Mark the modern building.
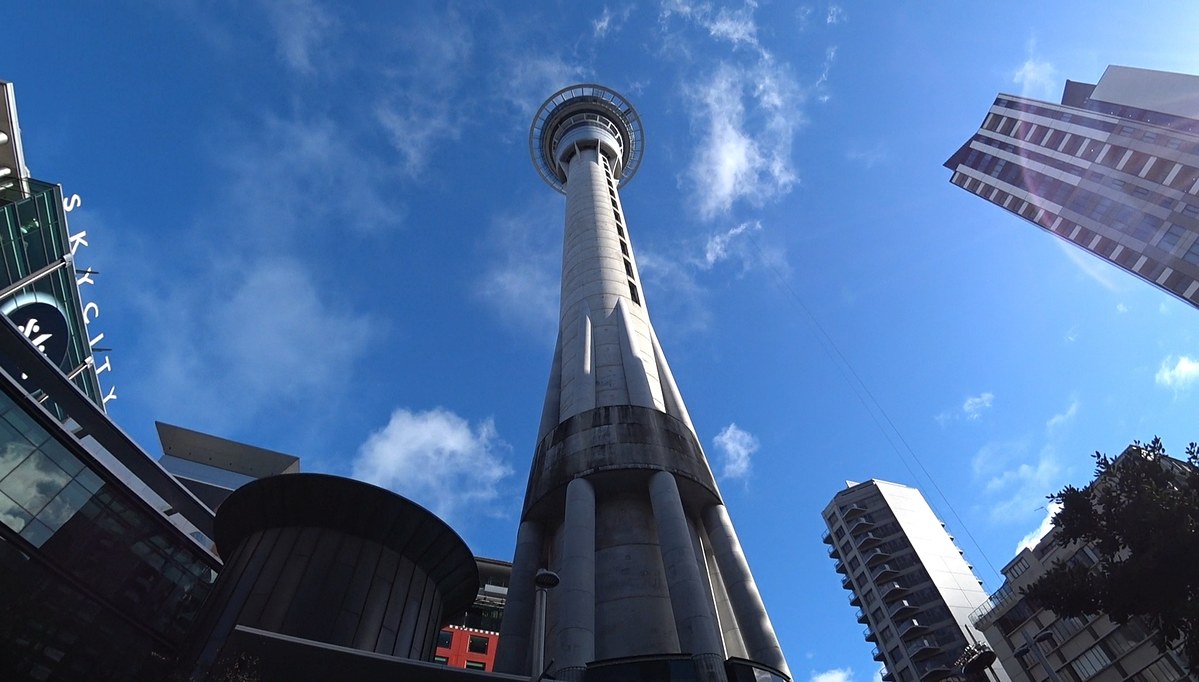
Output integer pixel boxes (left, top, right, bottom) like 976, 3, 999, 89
969, 447, 1191, 682
823, 479, 1010, 682
434, 557, 511, 671
1, 80, 108, 408
945, 65, 1199, 309
0, 294, 220, 680
494, 84, 790, 682
156, 421, 301, 509
0, 78, 221, 682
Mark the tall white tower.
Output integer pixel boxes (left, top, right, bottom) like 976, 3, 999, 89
495, 84, 791, 682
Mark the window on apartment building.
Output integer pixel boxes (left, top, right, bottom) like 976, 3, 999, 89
1132, 215, 1162, 242
1141, 131, 1158, 143
1131, 656, 1185, 681
465, 661, 487, 670
437, 630, 453, 649
1182, 203, 1199, 218
434, 656, 448, 665
469, 636, 489, 654
1158, 223, 1187, 251
1069, 643, 1113, 680
1183, 240, 1199, 266
1119, 125, 1136, 136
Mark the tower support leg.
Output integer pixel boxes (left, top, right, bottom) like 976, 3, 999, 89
703, 504, 790, 679
649, 471, 727, 682
496, 520, 543, 674
554, 477, 596, 681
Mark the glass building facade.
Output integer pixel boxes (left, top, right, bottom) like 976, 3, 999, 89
0, 178, 104, 407
0, 368, 218, 680
946, 65, 1199, 310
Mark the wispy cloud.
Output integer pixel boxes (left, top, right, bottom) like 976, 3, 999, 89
962, 392, 994, 420
936, 391, 994, 424
810, 668, 854, 682
713, 422, 759, 480
1045, 398, 1079, 431
972, 438, 1064, 523
260, 0, 338, 76
352, 407, 514, 526
1015, 501, 1061, 553
1011, 38, 1058, 98
689, 61, 802, 218
825, 4, 846, 25
1116, 302, 1129, 314
1155, 355, 1199, 391
703, 220, 762, 268
477, 198, 563, 342
593, 5, 633, 39
658, 1, 809, 219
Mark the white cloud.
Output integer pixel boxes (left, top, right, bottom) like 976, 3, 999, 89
962, 392, 994, 420
826, 4, 845, 25
703, 220, 762, 268
972, 437, 1065, 524
352, 407, 514, 525
1016, 501, 1061, 553
210, 260, 376, 396
1045, 399, 1079, 431
713, 423, 759, 480
593, 5, 633, 38
689, 61, 802, 218
260, 0, 338, 76
1116, 302, 1129, 313
810, 668, 854, 682
1155, 355, 1199, 390
1011, 39, 1058, 98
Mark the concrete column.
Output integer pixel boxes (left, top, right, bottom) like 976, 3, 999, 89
554, 477, 596, 681
650, 471, 728, 682
702, 504, 790, 679
495, 520, 543, 674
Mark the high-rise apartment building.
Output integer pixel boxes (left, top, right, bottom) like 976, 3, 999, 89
495, 84, 789, 682
970, 447, 1192, 682
945, 65, 1199, 309
823, 480, 1009, 682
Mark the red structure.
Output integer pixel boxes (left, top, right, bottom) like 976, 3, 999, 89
434, 625, 499, 671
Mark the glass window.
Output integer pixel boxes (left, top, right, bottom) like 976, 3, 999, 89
1183, 204, 1199, 218
437, 630, 453, 649
433, 655, 448, 665
1141, 131, 1157, 143
1183, 241, 1199, 266
1069, 643, 1112, 680
469, 635, 489, 654
1158, 224, 1187, 251
465, 660, 487, 670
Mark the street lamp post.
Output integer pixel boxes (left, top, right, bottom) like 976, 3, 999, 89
531, 569, 560, 682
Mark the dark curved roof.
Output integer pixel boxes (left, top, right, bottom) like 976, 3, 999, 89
215, 473, 478, 619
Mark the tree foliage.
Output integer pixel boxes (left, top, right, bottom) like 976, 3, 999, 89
1023, 437, 1199, 667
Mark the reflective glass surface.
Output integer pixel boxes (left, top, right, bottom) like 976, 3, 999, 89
0, 389, 218, 680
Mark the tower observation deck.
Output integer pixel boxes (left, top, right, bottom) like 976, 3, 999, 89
495, 84, 791, 682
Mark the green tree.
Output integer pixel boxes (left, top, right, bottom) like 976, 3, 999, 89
1023, 438, 1199, 667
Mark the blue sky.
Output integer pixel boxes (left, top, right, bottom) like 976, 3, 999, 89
6, 3, 1199, 681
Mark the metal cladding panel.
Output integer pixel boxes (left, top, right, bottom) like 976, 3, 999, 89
182, 474, 480, 678
1091, 65, 1199, 120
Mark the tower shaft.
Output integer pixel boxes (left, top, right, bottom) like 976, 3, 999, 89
498, 84, 790, 682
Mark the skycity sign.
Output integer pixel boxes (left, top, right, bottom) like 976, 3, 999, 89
63, 191, 117, 406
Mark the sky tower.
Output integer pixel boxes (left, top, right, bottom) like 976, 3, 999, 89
495, 84, 791, 682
